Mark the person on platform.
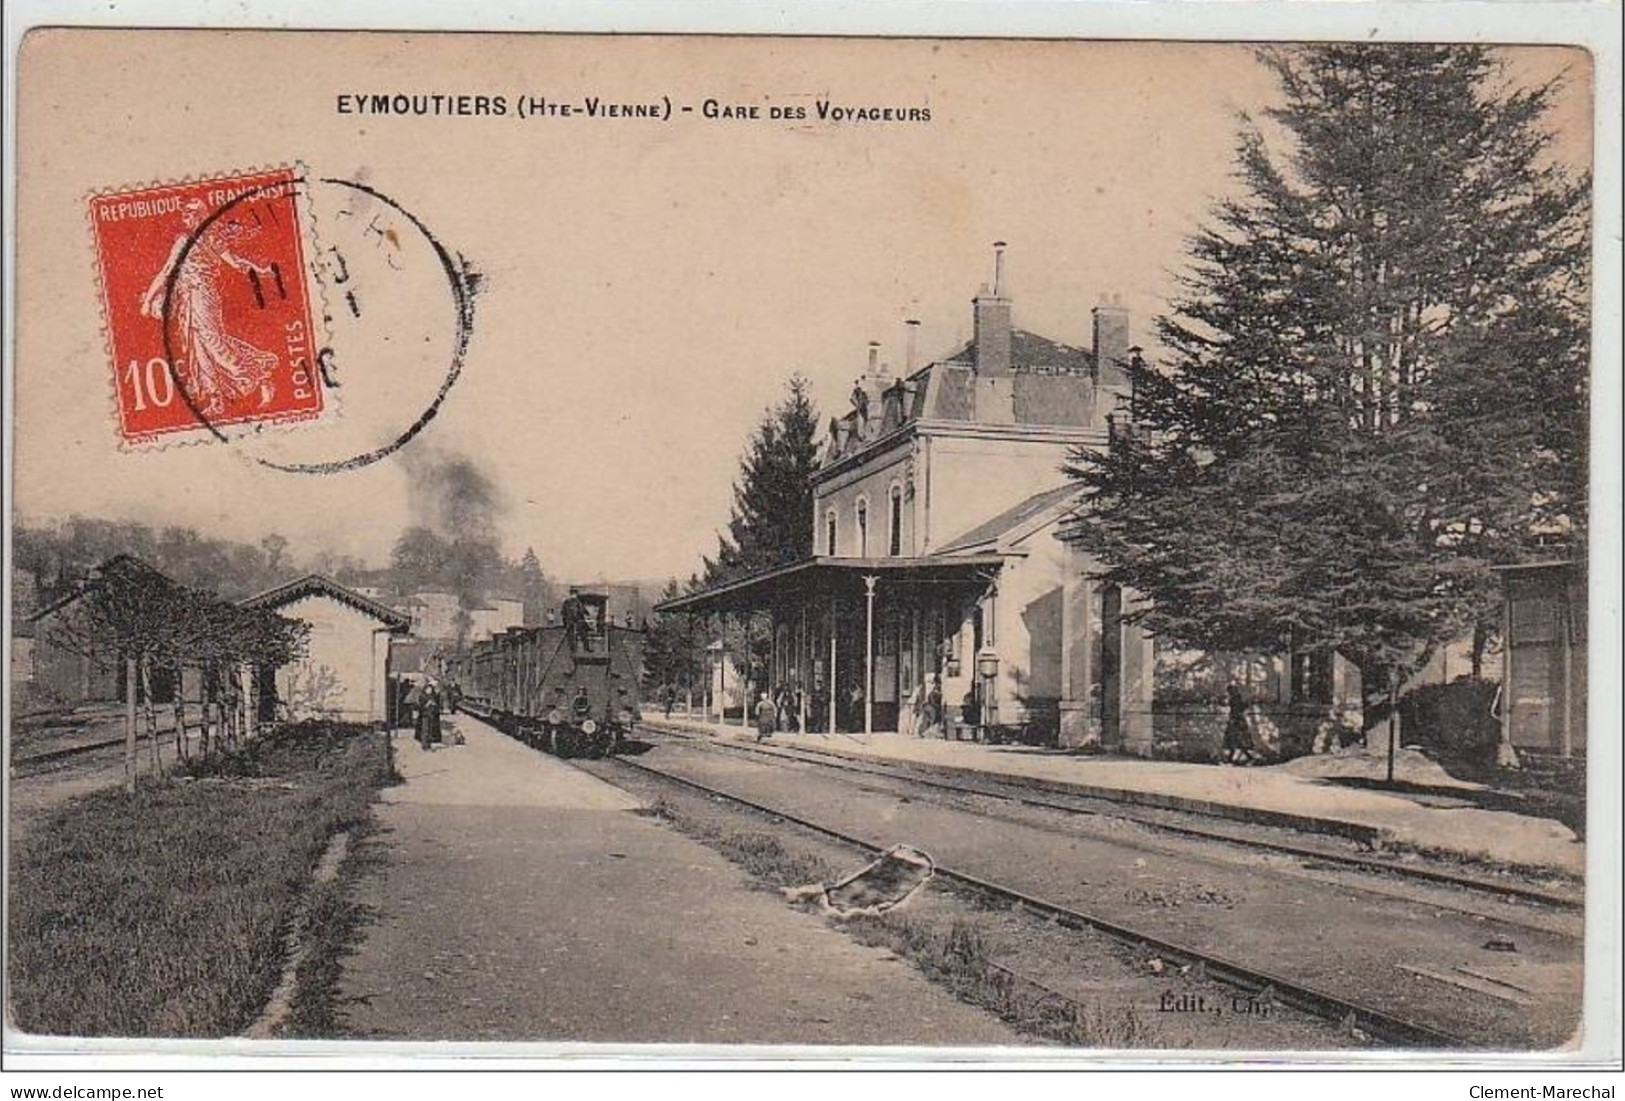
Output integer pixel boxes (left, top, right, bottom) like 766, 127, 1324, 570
417, 682, 443, 750
847, 682, 866, 731
1223, 682, 1257, 765
775, 684, 796, 733
900, 680, 923, 738
755, 691, 777, 743
961, 680, 982, 741
402, 677, 423, 734
922, 675, 943, 739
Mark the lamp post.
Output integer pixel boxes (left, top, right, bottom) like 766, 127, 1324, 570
977, 649, 1000, 738
864, 576, 878, 736
1386, 666, 1398, 785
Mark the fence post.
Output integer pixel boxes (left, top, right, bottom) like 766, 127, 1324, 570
125, 656, 138, 793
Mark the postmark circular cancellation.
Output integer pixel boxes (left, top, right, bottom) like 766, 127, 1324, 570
88, 166, 478, 473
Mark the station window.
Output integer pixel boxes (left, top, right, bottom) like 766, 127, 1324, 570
856, 499, 869, 557
826, 510, 838, 556
889, 484, 903, 556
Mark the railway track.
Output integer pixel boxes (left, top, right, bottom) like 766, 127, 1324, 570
11, 729, 175, 772
641, 720, 1582, 914
593, 747, 1470, 1050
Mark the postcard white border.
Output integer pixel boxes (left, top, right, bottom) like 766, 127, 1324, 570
3, 0, 1619, 1079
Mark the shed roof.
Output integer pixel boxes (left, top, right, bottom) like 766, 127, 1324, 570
241, 574, 411, 630
933, 483, 1084, 556
27, 554, 173, 622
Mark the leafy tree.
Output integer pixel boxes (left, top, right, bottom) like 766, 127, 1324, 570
389, 526, 451, 595
260, 534, 290, 573
14, 517, 300, 603
42, 556, 308, 786
1066, 45, 1589, 712
704, 375, 821, 585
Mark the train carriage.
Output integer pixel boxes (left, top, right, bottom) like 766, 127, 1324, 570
454, 592, 643, 758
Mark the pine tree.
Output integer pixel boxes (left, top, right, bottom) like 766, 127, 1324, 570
644, 577, 704, 697
517, 547, 549, 626
1066, 45, 1589, 702
705, 375, 822, 585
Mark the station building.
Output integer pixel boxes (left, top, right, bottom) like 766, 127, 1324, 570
241, 574, 410, 723
661, 247, 1363, 755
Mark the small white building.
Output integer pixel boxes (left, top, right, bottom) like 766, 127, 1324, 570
241, 575, 410, 723
468, 597, 524, 643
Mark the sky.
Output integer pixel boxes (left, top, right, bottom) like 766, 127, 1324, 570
11, 33, 1594, 585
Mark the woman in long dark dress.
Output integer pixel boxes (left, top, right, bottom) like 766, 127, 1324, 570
1223, 682, 1253, 764
418, 684, 443, 749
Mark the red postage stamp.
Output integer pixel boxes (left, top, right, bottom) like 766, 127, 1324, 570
89, 168, 325, 444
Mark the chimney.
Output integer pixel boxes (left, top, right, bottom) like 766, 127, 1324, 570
973, 241, 1012, 376
867, 341, 880, 374
1092, 293, 1131, 391
904, 318, 921, 372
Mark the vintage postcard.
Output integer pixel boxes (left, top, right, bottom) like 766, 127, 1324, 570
5, 9, 1618, 1079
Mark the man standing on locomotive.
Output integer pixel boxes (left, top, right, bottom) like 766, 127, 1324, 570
562, 586, 591, 652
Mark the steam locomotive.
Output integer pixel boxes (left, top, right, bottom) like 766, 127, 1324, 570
449, 591, 644, 758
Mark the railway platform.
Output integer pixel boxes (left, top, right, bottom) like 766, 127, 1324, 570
330, 709, 1027, 1048
647, 713, 1585, 878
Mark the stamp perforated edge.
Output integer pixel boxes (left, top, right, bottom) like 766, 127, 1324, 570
84, 161, 340, 453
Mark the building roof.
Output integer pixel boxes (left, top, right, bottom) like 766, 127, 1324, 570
932, 333, 1100, 426
947, 329, 1097, 376
27, 554, 173, 621
821, 329, 1109, 469
932, 483, 1084, 556
241, 574, 411, 629
654, 555, 1005, 617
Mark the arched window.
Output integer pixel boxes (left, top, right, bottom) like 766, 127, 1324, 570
856, 498, 869, 557
888, 483, 903, 556
826, 510, 838, 556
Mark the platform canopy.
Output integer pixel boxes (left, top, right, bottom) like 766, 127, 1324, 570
654, 555, 1005, 618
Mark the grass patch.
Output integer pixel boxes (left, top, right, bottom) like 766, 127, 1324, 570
640, 799, 836, 888
1377, 838, 1586, 890
845, 914, 1166, 1048
279, 827, 383, 1039
712, 831, 836, 888
8, 721, 392, 1038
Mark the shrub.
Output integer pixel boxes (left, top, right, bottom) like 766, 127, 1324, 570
1398, 680, 1501, 764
